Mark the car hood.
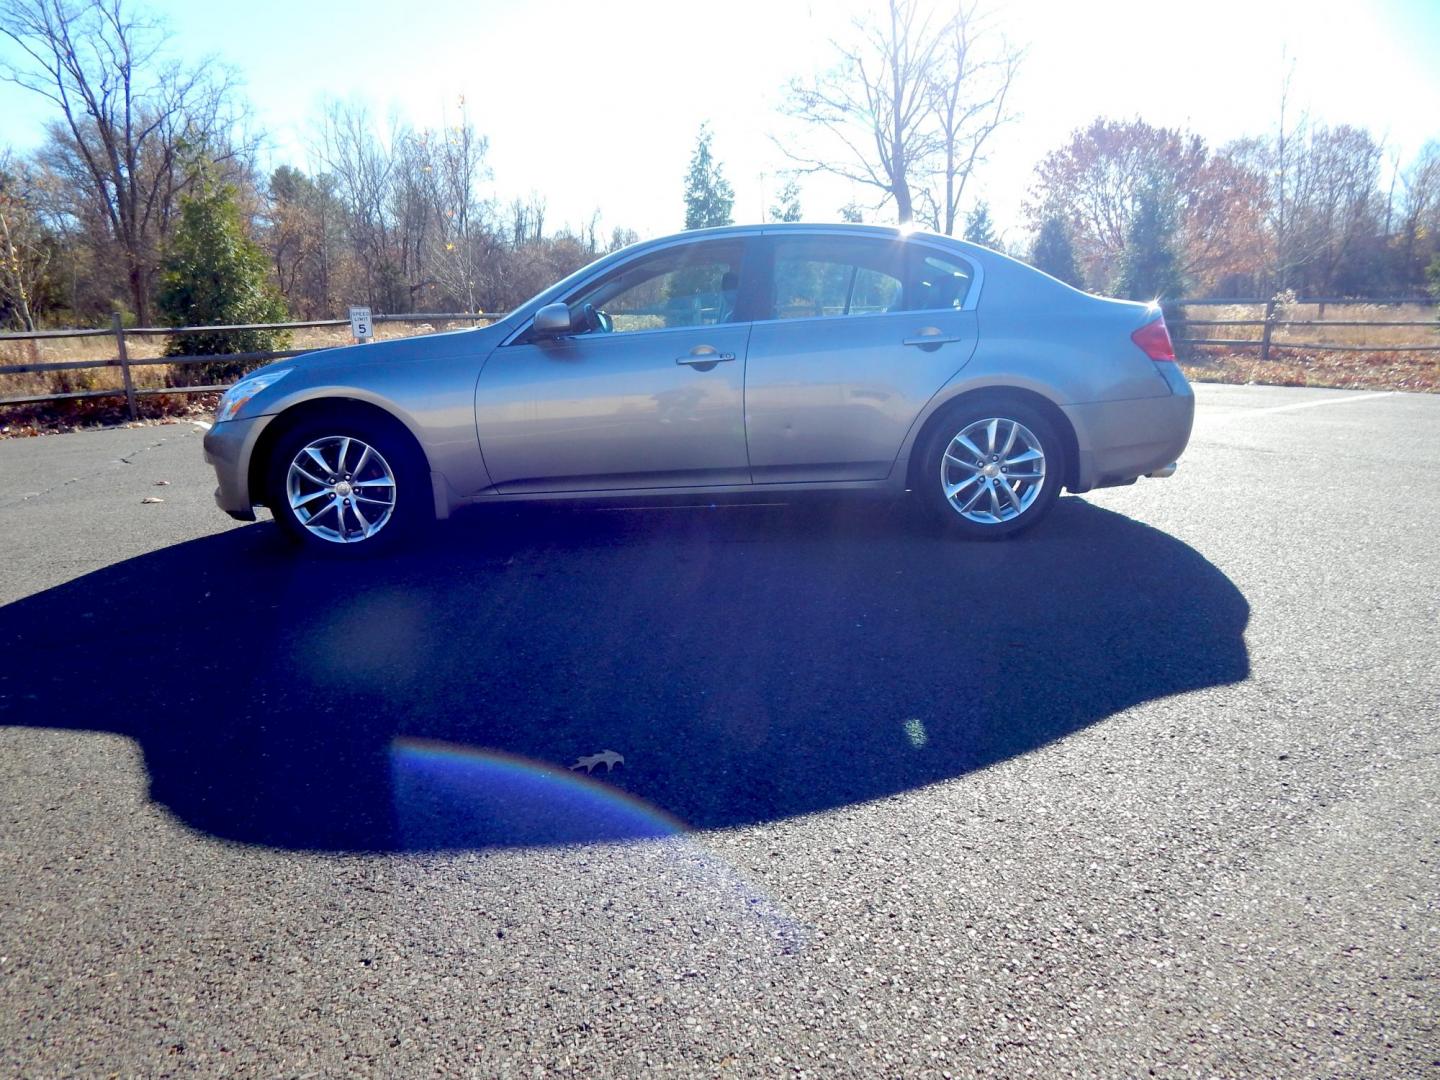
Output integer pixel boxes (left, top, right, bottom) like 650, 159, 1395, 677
278, 322, 503, 378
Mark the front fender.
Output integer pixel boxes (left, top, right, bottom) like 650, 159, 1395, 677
245, 367, 491, 515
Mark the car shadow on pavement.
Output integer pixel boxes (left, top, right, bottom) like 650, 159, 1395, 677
0, 496, 1249, 852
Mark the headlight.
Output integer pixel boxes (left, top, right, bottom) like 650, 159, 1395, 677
215, 368, 293, 423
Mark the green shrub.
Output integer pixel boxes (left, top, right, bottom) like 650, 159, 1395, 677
157, 162, 290, 384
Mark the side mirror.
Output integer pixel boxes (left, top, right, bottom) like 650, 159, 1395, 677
532, 303, 573, 337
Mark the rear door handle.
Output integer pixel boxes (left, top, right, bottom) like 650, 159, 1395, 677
676, 347, 736, 367
903, 327, 963, 347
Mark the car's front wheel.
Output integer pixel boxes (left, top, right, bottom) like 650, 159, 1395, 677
267, 413, 429, 553
916, 400, 1064, 539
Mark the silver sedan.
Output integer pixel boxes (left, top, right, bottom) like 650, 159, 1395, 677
204, 224, 1193, 551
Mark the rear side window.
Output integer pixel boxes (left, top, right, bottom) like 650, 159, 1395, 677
908, 250, 974, 311
768, 237, 906, 320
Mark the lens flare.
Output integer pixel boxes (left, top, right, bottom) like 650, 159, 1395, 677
391, 738, 688, 848
389, 738, 809, 951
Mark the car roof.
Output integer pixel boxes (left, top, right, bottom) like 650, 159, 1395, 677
655, 222, 924, 242
634, 222, 992, 262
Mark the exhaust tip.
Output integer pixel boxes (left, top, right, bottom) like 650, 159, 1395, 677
1146, 462, 1178, 479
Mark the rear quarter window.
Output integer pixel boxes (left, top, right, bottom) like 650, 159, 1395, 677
908, 251, 974, 311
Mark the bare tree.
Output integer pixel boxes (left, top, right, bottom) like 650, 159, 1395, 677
1232, 113, 1386, 294
1269, 64, 1301, 291
309, 98, 502, 313
777, 0, 1016, 231
419, 102, 492, 312
506, 193, 547, 248
0, 0, 247, 323
1396, 141, 1440, 288
926, 3, 1018, 235
391, 128, 436, 306
0, 149, 51, 329
779, 0, 941, 223
607, 226, 639, 253
312, 100, 403, 309
1297, 127, 1383, 292
580, 208, 602, 254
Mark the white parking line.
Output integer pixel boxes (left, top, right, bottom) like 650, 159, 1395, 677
1236, 391, 1396, 418
190, 420, 212, 430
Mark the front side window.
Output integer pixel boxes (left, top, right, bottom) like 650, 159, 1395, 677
769, 238, 906, 320
569, 240, 745, 334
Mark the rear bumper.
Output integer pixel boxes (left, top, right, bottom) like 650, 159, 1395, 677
1063, 366, 1194, 491
203, 415, 272, 520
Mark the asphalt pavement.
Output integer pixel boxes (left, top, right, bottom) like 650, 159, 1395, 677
0, 383, 1436, 1077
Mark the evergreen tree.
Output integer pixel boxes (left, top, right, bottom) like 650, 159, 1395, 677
962, 202, 999, 249
1115, 177, 1187, 345
769, 176, 803, 223
1115, 178, 1185, 303
1030, 215, 1085, 289
158, 162, 289, 381
682, 124, 735, 230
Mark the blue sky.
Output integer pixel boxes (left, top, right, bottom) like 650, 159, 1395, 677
2, 0, 1437, 244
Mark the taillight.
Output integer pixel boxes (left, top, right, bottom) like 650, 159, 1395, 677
1131, 315, 1176, 362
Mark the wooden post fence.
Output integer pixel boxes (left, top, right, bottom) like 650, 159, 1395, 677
112, 312, 137, 420
1259, 298, 1277, 362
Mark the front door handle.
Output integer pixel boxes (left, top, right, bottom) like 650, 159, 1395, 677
676, 347, 737, 368
903, 327, 963, 347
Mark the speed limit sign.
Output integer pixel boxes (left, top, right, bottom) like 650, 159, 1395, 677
348, 305, 373, 342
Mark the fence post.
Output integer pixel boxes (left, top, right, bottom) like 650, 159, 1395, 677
1259, 298, 1277, 362
113, 313, 137, 420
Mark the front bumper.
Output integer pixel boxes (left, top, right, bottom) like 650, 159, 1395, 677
203, 415, 273, 521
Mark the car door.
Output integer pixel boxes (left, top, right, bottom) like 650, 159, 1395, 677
743, 235, 979, 483
475, 238, 754, 493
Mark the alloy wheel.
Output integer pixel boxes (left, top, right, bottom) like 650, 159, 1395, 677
940, 417, 1047, 524
285, 435, 397, 544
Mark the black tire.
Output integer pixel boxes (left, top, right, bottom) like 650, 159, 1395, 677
915, 398, 1065, 540
265, 410, 431, 555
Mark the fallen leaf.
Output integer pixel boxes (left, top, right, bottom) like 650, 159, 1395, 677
570, 750, 625, 774
141, 496, 164, 504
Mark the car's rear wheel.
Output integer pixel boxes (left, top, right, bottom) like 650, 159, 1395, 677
267, 413, 429, 554
916, 400, 1064, 539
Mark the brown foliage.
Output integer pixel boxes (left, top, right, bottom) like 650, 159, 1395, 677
1026, 118, 1266, 293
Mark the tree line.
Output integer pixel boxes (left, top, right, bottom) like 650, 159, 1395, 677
0, 0, 639, 333
770, 0, 1439, 305
1, 0, 1436, 337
